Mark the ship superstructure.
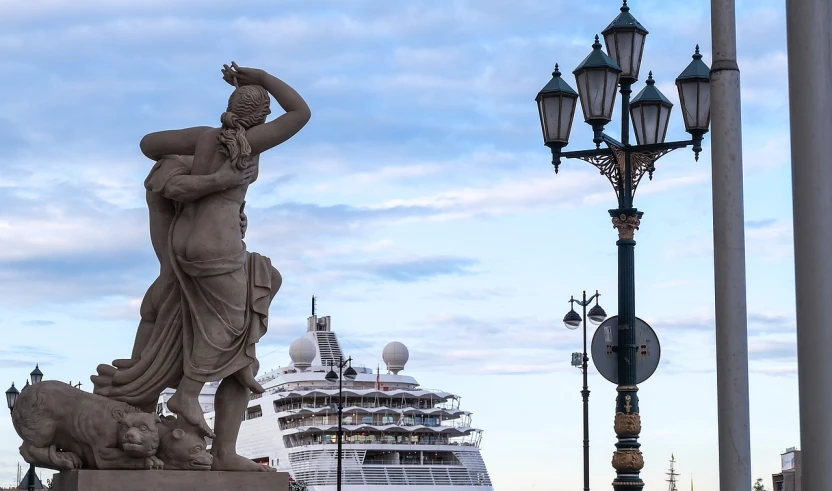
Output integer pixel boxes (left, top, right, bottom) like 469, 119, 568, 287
160, 310, 493, 490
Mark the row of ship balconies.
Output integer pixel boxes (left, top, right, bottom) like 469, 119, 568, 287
273, 400, 468, 414
284, 431, 483, 449
279, 414, 473, 430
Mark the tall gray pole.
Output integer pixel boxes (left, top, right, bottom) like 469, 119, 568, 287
786, 1, 832, 489
709, 0, 752, 489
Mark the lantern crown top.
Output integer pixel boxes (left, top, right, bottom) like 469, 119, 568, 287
537, 63, 579, 99
573, 35, 622, 75
630, 72, 673, 106
676, 45, 710, 82
602, 0, 648, 36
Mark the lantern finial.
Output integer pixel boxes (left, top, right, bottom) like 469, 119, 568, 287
622, 0, 629, 11
646, 71, 654, 84
593, 34, 601, 49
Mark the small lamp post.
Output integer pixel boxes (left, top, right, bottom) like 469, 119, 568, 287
535, 2, 710, 490
325, 357, 357, 491
564, 291, 607, 491
7, 365, 44, 491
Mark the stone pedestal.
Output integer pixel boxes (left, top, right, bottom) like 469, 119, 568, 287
51, 470, 289, 491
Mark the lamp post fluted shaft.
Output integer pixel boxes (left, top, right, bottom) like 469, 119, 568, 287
537, 4, 711, 489
581, 295, 590, 491
337, 358, 343, 491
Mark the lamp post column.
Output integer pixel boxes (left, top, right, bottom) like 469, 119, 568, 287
610, 79, 644, 491
337, 357, 343, 491
580, 292, 590, 491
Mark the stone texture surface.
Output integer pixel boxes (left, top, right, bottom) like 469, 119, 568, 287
51, 470, 289, 491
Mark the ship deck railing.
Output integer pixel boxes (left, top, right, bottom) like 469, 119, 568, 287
274, 402, 463, 412
285, 439, 482, 449
279, 421, 473, 430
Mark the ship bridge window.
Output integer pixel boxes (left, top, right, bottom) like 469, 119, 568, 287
246, 405, 263, 420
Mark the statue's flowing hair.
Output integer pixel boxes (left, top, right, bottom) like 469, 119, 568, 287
218, 85, 271, 170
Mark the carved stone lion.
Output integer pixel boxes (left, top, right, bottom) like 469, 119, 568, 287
12, 381, 163, 470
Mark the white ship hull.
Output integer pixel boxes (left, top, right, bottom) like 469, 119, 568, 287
184, 312, 494, 490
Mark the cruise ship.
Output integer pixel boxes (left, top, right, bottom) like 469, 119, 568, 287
158, 312, 493, 490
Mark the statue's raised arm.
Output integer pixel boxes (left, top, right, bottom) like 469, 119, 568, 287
220, 62, 312, 157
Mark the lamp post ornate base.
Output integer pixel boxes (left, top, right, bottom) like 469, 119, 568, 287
613, 412, 641, 437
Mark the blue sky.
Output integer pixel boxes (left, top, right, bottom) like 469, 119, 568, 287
0, 0, 797, 489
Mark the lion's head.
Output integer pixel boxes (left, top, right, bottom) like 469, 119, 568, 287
117, 412, 162, 458
157, 425, 212, 471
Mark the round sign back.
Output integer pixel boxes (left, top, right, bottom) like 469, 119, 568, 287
590, 315, 661, 385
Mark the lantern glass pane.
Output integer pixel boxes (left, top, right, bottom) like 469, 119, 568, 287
603, 72, 619, 119
604, 33, 618, 72
631, 32, 646, 80
631, 105, 645, 145
576, 71, 591, 120
657, 105, 671, 143
537, 97, 547, 140
588, 71, 609, 117
542, 96, 563, 142
697, 81, 711, 128
642, 105, 659, 144
616, 32, 634, 78
560, 96, 577, 141
680, 81, 700, 129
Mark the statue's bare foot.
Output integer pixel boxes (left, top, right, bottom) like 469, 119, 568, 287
167, 391, 215, 439
211, 451, 273, 472
233, 368, 265, 394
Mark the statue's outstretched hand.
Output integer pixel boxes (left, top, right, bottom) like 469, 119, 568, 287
221, 62, 264, 88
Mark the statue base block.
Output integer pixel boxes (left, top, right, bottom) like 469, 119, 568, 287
51, 470, 289, 491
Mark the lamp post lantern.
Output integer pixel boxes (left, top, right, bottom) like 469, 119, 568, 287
7, 365, 44, 491
325, 356, 357, 491
564, 291, 607, 491
535, 3, 710, 490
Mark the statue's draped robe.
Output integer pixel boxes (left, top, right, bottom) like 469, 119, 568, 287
93, 158, 272, 408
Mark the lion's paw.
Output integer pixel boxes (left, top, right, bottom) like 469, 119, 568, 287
145, 456, 165, 470
50, 447, 82, 470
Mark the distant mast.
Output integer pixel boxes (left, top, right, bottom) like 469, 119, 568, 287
666, 454, 679, 491
312, 295, 316, 316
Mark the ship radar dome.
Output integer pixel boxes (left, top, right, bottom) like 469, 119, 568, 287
289, 337, 316, 371
382, 341, 409, 374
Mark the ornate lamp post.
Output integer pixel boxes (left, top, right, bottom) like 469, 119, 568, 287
535, 2, 711, 490
6, 365, 44, 491
564, 291, 607, 491
325, 357, 357, 491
